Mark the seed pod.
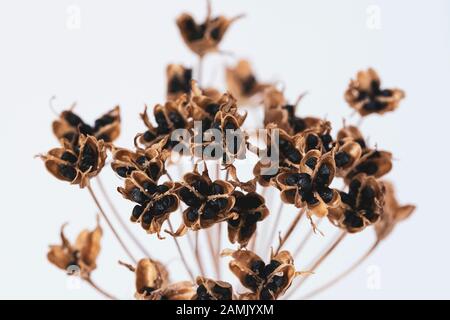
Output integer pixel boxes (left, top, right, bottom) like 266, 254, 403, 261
226, 60, 272, 106
328, 174, 385, 233
41, 134, 107, 188
175, 164, 236, 233
166, 64, 193, 101
345, 68, 405, 116
111, 141, 167, 180
276, 151, 340, 218
176, 1, 244, 57
375, 181, 415, 241
118, 171, 179, 238
47, 218, 102, 278
225, 249, 299, 300
333, 140, 363, 177
137, 96, 190, 150
192, 277, 234, 300
337, 125, 367, 150
346, 149, 393, 182
52, 106, 120, 146
145, 281, 195, 300
227, 191, 270, 247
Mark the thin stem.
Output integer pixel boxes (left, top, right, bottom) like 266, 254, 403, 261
265, 201, 284, 252
167, 219, 196, 282
206, 228, 220, 278
96, 177, 152, 259
198, 56, 204, 87
275, 208, 305, 255
87, 185, 137, 263
300, 240, 380, 300
84, 277, 117, 300
285, 231, 347, 299
292, 218, 323, 259
195, 231, 206, 276
216, 223, 222, 279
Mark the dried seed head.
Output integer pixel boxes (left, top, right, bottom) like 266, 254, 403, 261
52, 106, 120, 146
375, 181, 415, 241
41, 134, 107, 188
176, 1, 243, 57
225, 249, 299, 300
118, 171, 179, 238
328, 174, 385, 233
345, 68, 405, 117
226, 60, 272, 106
192, 276, 234, 300
227, 191, 270, 247
47, 219, 102, 277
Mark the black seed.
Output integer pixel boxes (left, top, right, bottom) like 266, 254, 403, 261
187, 208, 199, 222
206, 103, 220, 116
63, 132, 76, 142
318, 187, 334, 203
344, 210, 364, 229
272, 275, 286, 288
147, 163, 161, 181
340, 191, 353, 206
168, 111, 185, 129
61, 151, 78, 164
143, 130, 156, 142
283, 104, 295, 117
142, 211, 153, 225
244, 194, 263, 210
261, 260, 281, 279
212, 285, 232, 300
363, 209, 378, 222
132, 205, 144, 219
315, 164, 331, 186
97, 134, 110, 142
157, 185, 170, 194
136, 156, 147, 166
116, 167, 129, 178
356, 161, 378, 175
287, 149, 301, 164
242, 75, 257, 94
306, 134, 319, 151
79, 123, 94, 136
244, 274, 258, 291
210, 27, 221, 41
58, 164, 77, 181
130, 188, 148, 204
228, 216, 240, 227
179, 187, 202, 208
209, 182, 224, 195
335, 152, 351, 168
94, 115, 114, 131
79, 144, 97, 172
379, 89, 393, 97
356, 138, 367, 149
141, 286, 155, 295
192, 179, 209, 196
285, 173, 300, 186
291, 117, 306, 133
143, 181, 158, 194
305, 157, 318, 170
64, 112, 83, 127
260, 288, 273, 300
297, 173, 313, 190
349, 179, 361, 195
250, 260, 265, 274
196, 284, 212, 300
364, 100, 386, 112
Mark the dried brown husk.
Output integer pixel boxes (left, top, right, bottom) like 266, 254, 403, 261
276, 151, 340, 218
145, 281, 195, 300
345, 68, 405, 116
328, 174, 385, 233
47, 219, 102, 278
337, 125, 367, 150
346, 149, 393, 182
111, 140, 168, 180
226, 60, 272, 106
227, 191, 270, 247
41, 134, 107, 188
192, 276, 234, 300
137, 96, 191, 150
225, 249, 299, 300
175, 164, 236, 233
375, 181, 415, 241
118, 171, 179, 238
166, 64, 193, 101
176, 1, 243, 57
52, 106, 120, 145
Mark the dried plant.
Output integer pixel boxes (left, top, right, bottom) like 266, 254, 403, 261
40, 0, 415, 300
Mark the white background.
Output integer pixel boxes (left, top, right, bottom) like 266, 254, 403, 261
0, 0, 449, 299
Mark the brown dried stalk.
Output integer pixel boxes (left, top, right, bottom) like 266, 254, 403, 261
84, 276, 117, 300
275, 208, 306, 255
87, 185, 137, 263
300, 239, 380, 299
